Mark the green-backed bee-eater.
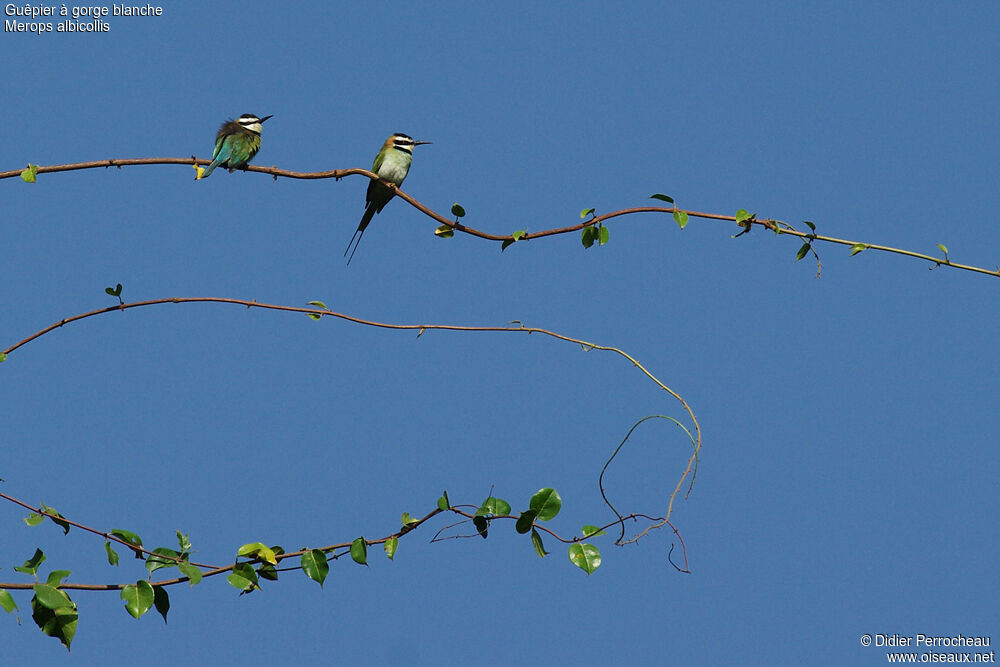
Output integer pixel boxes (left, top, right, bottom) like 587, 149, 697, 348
199, 113, 272, 178
344, 133, 431, 264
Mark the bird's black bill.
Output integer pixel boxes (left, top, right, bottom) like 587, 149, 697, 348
259, 115, 274, 123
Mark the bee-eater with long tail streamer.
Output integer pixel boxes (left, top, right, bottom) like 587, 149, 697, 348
344, 133, 431, 264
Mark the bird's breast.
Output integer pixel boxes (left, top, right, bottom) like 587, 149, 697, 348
376, 156, 410, 185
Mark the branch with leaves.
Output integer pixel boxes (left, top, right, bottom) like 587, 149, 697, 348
0, 484, 688, 650
1, 295, 698, 650
3, 159, 994, 278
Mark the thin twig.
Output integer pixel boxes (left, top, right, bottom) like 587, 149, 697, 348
1, 297, 702, 524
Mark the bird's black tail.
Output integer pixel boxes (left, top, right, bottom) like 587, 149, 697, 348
345, 201, 378, 265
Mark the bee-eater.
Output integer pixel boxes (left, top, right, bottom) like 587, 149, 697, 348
199, 113, 273, 178
344, 133, 431, 264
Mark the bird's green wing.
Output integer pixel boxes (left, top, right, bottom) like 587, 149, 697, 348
366, 149, 386, 204
212, 130, 227, 161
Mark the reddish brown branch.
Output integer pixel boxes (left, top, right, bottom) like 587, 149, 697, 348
0, 495, 685, 591
2, 296, 702, 535
0, 491, 218, 569
4, 158, 996, 277
2, 297, 583, 356
0, 157, 698, 242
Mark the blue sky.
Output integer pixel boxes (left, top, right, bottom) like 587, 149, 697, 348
3, 2, 998, 664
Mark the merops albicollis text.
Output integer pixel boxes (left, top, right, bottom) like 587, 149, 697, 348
344, 133, 431, 264
199, 113, 272, 178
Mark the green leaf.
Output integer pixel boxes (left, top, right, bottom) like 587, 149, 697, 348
227, 563, 259, 593
472, 515, 489, 539
175, 531, 192, 554
233, 562, 259, 586
40, 504, 70, 535
437, 491, 450, 511
451, 203, 466, 218
0, 590, 18, 613
494, 498, 514, 515
515, 510, 537, 534
384, 536, 398, 560
104, 540, 119, 566
46, 570, 71, 587
580, 207, 595, 219
177, 561, 202, 586
237, 542, 277, 565
529, 488, 562, 521
650, 193, 674, 204
530, 528, 549, 557
20, 164, 38, 183
795, 242, 811, 261
15, 548, 46, 576
581, 525, 607, 538
512, 230, 526, 241
111, 528, 144, 559
476, 497, 511, 517
144, 547, 180, 574
434, 224, 455, 238
849, 243, 867, 256
301, 549, 329, 587
500, 238, 515, 251
581, 225, 597, 248
307, 313, 322, 320
31, 596, 77, 651
401, 512, 419, 526
236, 542, 267, 558
24, 512, 44, 527
673, 210, 689, 229
568, 543, 602, 575
803, 220, 816, 233
0, 352, 7, 363
598, 226, 610, 245
350, 538, 368, 566
121, 580, 155, 619
306, 300, 328, 309
33, 584, 73, 610
937, 243, 948, 255
111, 529, 143, 548
735, 209, 751, 224
152, 585, 169, 623
257, 563, 279, 581
104, 283, 123, 298
226, 572, 253, 592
